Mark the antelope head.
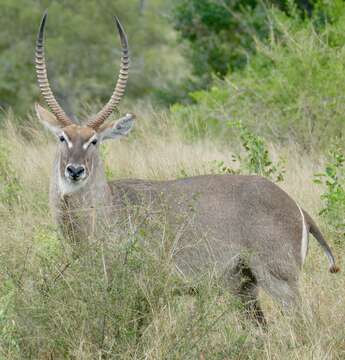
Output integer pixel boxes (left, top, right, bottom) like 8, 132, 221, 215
35, 11, 135, 194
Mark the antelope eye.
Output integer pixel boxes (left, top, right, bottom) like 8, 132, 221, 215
59, 135, 65, 143
91, 139, 98, 145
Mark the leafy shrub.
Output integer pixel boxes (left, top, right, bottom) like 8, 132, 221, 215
213, 121, 285, 182
172, 0, 268, 82
314, 146, 345, 243
172, 0, 317, 84
170, 85, 233, 139
172, 85, 285, 182
170, 3, 345, 149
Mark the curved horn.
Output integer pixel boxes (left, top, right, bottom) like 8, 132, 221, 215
35, 10, 72, 126
87, 16, 129, 130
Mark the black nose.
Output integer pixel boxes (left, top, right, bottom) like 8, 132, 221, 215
66, 164, 85, 180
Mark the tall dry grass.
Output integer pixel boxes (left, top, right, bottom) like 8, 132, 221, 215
0, 109, 344, 359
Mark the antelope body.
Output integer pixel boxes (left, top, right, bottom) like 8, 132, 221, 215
34, 11, 339, 323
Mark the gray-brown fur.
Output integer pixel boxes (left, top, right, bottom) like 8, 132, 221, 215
46, 135, 339, 323
34, 12, 339, 324
34, 105, 339, 324
106, 176, 329, 311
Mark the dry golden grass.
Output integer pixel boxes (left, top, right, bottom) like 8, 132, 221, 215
0, 110, 344, 359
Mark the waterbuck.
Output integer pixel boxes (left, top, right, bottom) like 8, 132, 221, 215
34, 11, 339, 323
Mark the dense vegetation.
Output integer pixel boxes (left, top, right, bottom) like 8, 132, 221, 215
0, 0, 344, 358
0, 0, 185, 116
172, 0, 315, 85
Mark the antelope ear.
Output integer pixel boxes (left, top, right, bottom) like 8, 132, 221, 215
35, 103, 63, 135
98, 113, 135, 141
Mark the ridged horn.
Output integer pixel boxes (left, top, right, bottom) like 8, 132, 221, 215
87, 16, 129, 130
35, 10, 73, 126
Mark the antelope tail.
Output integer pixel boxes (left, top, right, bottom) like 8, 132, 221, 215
303, 209, 340, 273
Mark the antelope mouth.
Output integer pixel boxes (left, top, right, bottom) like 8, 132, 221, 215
64, 174, 88, 184
66, 176, 87, 184
60, 173, 89, 195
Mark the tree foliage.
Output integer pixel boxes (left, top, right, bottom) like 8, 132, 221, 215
172, 0, 316, 85
171, 1, 345, 149
0, 0, 183, 118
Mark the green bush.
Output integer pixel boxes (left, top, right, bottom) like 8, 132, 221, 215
314, 146, 345, 243
172, 0, 268, 81
171, 0, 317, 86
235, 121, 284, 180
211, 120, 285, 182
171, 3, 345, 149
